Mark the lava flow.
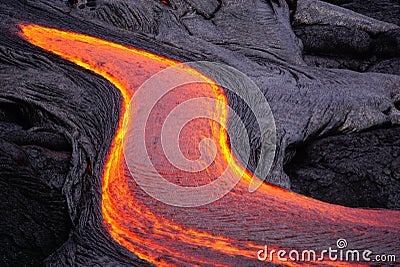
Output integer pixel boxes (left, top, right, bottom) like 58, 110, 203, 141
19, 24, 399, 266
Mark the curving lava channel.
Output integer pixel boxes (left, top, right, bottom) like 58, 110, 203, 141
19, 24, 400, 266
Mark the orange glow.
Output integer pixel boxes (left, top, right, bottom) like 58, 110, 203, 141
19, 24, 399, 267
160, 0, 169, 6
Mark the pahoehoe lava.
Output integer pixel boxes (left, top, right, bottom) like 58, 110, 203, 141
1, 0, 400, 266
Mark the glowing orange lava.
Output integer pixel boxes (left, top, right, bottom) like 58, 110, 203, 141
19, 24, 399, 267
160, 0, 169, 6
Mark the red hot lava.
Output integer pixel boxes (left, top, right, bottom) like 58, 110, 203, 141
19, 24, 400, 267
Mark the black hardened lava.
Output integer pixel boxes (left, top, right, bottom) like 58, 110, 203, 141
0, 0, 399, 266
286, 126, 400, 209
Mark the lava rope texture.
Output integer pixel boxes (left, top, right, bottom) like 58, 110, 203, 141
19, 24, 399, 267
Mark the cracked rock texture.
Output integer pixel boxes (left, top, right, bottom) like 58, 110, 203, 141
0, 0, 399, 265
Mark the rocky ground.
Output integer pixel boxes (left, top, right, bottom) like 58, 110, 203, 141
0, 0, 399, 265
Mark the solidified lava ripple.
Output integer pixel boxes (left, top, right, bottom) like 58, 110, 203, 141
19, 24, 400, 267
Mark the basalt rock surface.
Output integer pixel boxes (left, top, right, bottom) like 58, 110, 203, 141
0, 0, 399, 266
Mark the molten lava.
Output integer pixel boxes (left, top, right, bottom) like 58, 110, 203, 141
19, 24, 399, 267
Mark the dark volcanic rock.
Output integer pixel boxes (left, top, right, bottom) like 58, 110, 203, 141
336, 0, 400, 26
286, 127, 400, 209
294, 1, 400, 73
0, 124, 71, 265
369, 58, 400, 75
0, 0, 399, 266
373, 29, 400, 58
294, 25, 372, 57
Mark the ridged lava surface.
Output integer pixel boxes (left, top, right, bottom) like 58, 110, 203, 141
18, 24, 400, 267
